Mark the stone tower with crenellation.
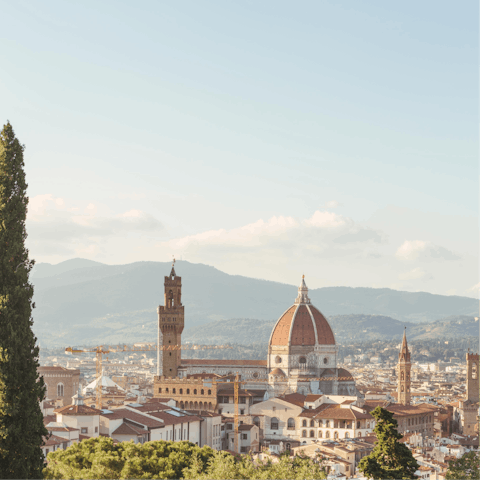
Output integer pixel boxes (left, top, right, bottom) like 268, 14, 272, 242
397, 328, 411, 406
157, 261, 184, 377
466, 353, 479, 403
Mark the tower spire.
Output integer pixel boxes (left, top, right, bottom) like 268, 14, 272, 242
294, 275, 311, 304
398, 327, 411, 405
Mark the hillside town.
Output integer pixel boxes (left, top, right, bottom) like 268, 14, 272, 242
37, 265, 479, 480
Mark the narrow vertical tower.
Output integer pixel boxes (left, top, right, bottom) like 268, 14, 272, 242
466, 352, 479, 402
157, 261, 184, 377
398, 328, 411, 406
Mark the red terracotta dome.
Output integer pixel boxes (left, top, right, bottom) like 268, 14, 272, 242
269, 277, 335, 347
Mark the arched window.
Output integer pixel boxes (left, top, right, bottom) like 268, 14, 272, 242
310, 430, 315, 438
187, 389, 190, 394
401, 372, 404, 381
326, 420, 330, 428
357, 432, 362, 438
194, 389, 197, 395
318, 430, 323, 438
287, 418, 295, 429
158, 388, 162, 393
201, 389, 204, 395
208, 390, 212, 395
208, 402, 212, 410
57, 383, 64, 397
180, 401, 184, 409
472, 363, 478, 379
275, 356, 282, 364
401, 386, 404, 392
253, 417, 260, 427
302, 419, 307, 427
194, 401, 198, 409
271, 417, 279, 430
179, 389, 183, 394
166, 388, 169, 393
334, 431, 339, 439
326, 431, 330, 439
318, 419, 323, 427
173, 388, 176, 394
310, 420, 315, 427
345, 432, 350, 438
302, 430, 307, 438
299, 357, 306, 364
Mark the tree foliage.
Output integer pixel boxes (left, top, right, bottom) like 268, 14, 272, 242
43, 437, 326, 480
358, 406, 419, 479
446, 451, 479, 480
0, 121, 47, 478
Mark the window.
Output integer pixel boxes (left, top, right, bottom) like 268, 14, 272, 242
318, 430, 323, 438
275, 356, 282, 364
46, 449, 49, 454
334, 431, 338, 439
253, 417, 260, 427
240, 409, 244, 415
57, 383, 64, 397
302, 430, 307, 437
310, 430, 315, 438
345, 432, 350, 438
272, 406, 276, 412
326, 431, 330, 438
173, 388, 176, 394
179, 389, 183, 394
242, 434, 248, 440
287, 418, 295, 430
227, 424, 233, 430
194, 389, 197, 395
310, 420, 314, 427
240, 446, 248, 453
240, 397, 246, 404
95, 426, 98, 433
302, 419, 307, 427
323, 357, 328, 364
81, 428, 88, 434
201, 389, 204, 395
187, 389, 190, 394
271, 417, 279, 430
299, 357, 306, 364
169, 352, 172, 356
208, 390, 212, 395
401, 372, 404, 381
166, 388, 169, 393
357, 432, 362, 438
158, 388, 162, 393
357, 421, 360, 428
326, 420, 330, 428
318, 419, 323, 427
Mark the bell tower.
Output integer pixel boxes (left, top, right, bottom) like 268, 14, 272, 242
157, 260, 184, 377
398, 328, 411, 406
466, 352, 479, 402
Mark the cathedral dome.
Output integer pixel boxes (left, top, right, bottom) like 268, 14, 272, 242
269, 276, 335, 347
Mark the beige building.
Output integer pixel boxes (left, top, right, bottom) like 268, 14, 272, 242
38, 366, 80, 406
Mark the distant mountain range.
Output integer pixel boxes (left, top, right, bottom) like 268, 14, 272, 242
183, 315, 479, 345
30, 259, 479, 348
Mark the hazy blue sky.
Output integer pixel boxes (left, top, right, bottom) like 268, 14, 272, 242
1, 1, 478, 296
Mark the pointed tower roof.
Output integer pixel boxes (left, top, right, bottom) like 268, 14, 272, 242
399, 327, 410, 362
170, 257, 176, 277
72, 385, 84, 406
294, 275, 311, 305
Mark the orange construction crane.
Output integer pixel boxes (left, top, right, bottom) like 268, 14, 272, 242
65, 343, 232, 410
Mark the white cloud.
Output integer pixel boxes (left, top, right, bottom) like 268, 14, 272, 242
324, 200, 343, 208
395, 240, 460, 262
465, 282, 480, 299
27, 194, 164, 257
398, 268, 432, 281
163, 210, 383, 256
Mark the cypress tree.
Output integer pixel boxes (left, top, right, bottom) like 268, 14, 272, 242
358, 406, 419, 479
0, 122, 47, 478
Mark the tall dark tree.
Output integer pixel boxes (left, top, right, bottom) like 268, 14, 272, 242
0, 122, 47, 478
358, 406, 419, 479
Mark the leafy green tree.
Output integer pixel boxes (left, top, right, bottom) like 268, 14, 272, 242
182, 449, 326, 480
446, 451, 479, 480
0, 121, 48, 479
43, 437, 216, 479
358, 406, 419, 479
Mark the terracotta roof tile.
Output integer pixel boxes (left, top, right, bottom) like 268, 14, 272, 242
43, 434, 68, 447
101, 408, 164, 428
55, 404, 102, 416
291, 305, 316, 346
279, 393, 306, 407
112, 422, 148, 436
181, 359, 267, 366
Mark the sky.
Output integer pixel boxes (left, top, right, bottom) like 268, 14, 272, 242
1, 0, 478, 297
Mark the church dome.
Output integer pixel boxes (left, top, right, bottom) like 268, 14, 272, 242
269, 276, 335, 347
